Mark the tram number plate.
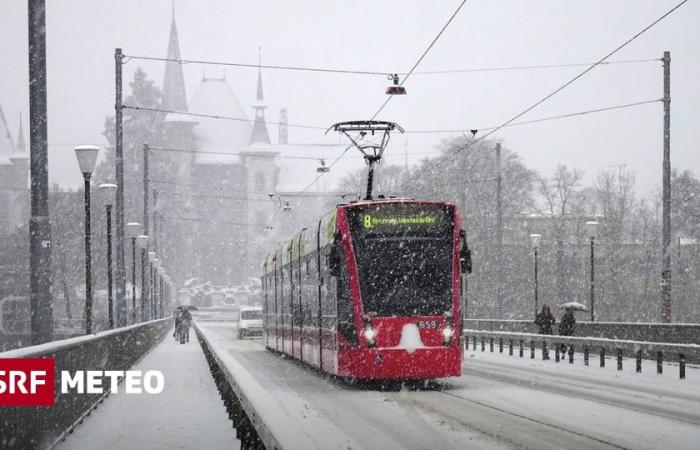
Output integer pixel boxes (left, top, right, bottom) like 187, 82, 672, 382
417, 320, 438, 329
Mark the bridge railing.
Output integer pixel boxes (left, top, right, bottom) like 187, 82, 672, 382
0, 318, 171, 450
463, 329, 700, 380
464, 319, 700, 344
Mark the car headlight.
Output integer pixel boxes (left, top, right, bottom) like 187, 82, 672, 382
442, 326, 453, 345
364, 327, 377, 346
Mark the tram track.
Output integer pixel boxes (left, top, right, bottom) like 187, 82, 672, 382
199, 322, 700, 450
459, 358, 700, 426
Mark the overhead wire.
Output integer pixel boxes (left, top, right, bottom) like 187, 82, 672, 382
406, 98, 662, 134
299, 0, 470, 194
447, 0, 688, 158
148, 145, 341, 161
121, 105, 326, 130
122, 54, 659, 77
371, 0, 469, 121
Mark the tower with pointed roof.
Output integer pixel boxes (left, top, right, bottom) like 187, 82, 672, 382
162, 2, 188, 112
242, 52, 278, 243
0, 109, 29, 236
159, 1, 197, 286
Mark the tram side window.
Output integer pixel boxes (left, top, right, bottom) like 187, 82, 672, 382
301, 255, 313, 327
320, 244, 336, 330
336, 246, 357, 345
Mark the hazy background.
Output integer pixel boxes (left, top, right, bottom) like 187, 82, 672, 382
0, 0, 698, 193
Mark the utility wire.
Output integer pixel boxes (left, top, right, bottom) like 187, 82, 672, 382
449, 0, 688, 157
149, 145, 337, 161
371, 0, 468, 120
410, 58, 660, 75
406, 99, 661, 134
122, 105, 325, 130
123, 54, 389, 76
149, 177, 352, 199
122, 54, 659, 77
305, 0, 469, 194
299, 143, 354, 194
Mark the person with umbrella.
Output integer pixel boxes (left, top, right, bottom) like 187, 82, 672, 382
558, 302, 583, 355
535, 305, 556, 335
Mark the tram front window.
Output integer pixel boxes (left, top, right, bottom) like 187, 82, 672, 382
346, 203, 454, 317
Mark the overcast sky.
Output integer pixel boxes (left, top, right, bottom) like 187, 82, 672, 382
0, 0, 698, 195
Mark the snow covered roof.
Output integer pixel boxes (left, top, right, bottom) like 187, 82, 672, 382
188, 78, 252, 165
274, 143, 365, 193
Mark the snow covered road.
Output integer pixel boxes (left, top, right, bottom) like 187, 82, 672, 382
200, 321, 700, 450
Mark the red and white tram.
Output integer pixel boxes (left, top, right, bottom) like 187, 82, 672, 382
261, 199, 471, 380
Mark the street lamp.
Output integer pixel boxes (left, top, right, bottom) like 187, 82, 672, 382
98, 183, 118, 328
74, 145, 100, 334
136, 234, 149, 321
529, 233, 542, 319
585, 221, 599, 322
126, 222, 141, 324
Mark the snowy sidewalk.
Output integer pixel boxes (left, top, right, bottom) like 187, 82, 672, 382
56, 329, 236, 450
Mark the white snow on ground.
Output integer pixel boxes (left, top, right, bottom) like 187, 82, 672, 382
459, 348, 700, 449
198, 321, 359, 450
200, 321, 505, 450
55, 329, 236, 450
465, 344, 700, 390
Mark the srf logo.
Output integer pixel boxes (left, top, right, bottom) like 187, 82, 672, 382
0, 358, 55, 406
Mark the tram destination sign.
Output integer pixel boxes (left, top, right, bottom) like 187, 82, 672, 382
348, 203, 453, 236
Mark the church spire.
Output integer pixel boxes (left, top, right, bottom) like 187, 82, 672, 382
162, 1, 188, 111
16, 112, 25, 153
249, 47, 271, 146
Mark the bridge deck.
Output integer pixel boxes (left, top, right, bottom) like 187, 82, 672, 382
55, 326, 235, 450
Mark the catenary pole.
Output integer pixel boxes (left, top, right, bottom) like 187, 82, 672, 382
143, 143, 149, 235
115, 48, 127, 326
661, 51, 672, 322
106, 204, 113, 328
495, 143, 503, 319
28, 0, 53, 344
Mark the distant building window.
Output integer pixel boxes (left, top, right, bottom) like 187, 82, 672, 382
255, 172, 265, 192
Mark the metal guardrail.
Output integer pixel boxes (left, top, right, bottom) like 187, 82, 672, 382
0, 318, 171, 450
463, 329, 700, 380
463, 319, 700, 344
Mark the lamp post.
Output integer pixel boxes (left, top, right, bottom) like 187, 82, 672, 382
126, 222, 141, 324
530, 233, 542, 319
137, 235, 149, 321
98, 183, 117, 328
148, 251, 156, 320
585, 221, 599, 322
158, 267, 165, 319
75, 145, 100, 334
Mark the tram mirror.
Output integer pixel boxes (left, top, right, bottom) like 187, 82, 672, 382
460, 230, 472, 274
329, 232, 341, 276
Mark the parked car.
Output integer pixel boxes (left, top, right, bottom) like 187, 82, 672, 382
238, 306, 263, 339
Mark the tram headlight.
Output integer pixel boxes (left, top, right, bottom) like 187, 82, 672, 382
442, 326, 454, 345
364, 326, 377, 347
